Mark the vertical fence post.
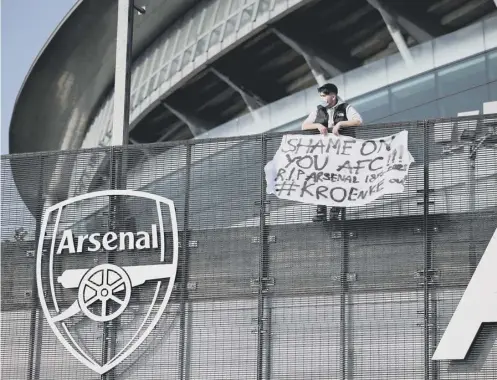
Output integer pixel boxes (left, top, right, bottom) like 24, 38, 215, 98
423, 120, 438, 380
179, 142, 193, 380
339, 207, 350, 380
423, 119, 430, 380
468, 130, 477, 275
263, 135, 273, 380
256, 134, 271, 380
102, 145, 129, 380
27, 155, 45, 380
101, 148, 118, 380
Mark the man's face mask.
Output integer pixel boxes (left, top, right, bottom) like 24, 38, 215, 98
319, 93, 336, 107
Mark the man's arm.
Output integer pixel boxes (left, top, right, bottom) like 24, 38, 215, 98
302, 110, 328, 134
335, 119, 362, 128
342, 105, 363, 127
332, 105, 363, 135
302, 121, 328, 130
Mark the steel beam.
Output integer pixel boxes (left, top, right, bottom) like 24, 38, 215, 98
273, 26, 360, 71
162, 102, 209, 137
158, 121, 185, 142
385, 0, 446, 42
210, 68, 266, 111
271, 28, 343, 83
441, 0, 489, 26
367, 0, 414, 68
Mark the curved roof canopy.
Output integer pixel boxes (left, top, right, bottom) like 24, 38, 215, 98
8, 0, 199, 213
9, 0, 199, 155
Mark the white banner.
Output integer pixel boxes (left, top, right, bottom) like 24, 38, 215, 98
264, 130, 414, 207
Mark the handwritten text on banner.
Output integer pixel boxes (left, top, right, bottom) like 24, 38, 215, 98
264, 131, 414, 207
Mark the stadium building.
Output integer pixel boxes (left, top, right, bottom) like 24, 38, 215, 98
3, 0, 497, 379
9, 0, 497, 212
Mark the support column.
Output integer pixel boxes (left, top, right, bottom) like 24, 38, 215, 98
210, 68, 266, 111
382, 0, 445, 42
162, 102, 209, 137
105, 2, 136, 375
179, 143, 193, 380
367, 0, 414, 68
272, 28, 328, 84
112, 0, 134, 147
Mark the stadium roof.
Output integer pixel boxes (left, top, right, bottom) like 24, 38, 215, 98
9, 0, 201, 155
133, 0, 497, 143
9, 0, 497, 154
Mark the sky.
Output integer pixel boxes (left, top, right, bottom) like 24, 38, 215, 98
1, 0, 78, 155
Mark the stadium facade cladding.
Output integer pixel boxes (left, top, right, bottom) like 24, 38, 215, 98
7, 0, 497, 214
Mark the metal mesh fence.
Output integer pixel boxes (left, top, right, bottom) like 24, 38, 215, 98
1, 115, 497, 379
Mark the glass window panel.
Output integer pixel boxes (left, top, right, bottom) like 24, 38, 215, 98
437, 55, 487, 98
384, 102, 439, 124
391, 73, 436, 113
187, 26, 198, 46
169, 56, 181, 77
162, 33, 176, 63
131, 64, 143, 90
148, 46, 161, 76
154, 34, 168, 67
194, 36, 208, 57
345, 58, 387, 99
209, 25, 223, 47
138, 84, 148, 102
229, 0, 243, 15
257, 0, 271, 15
434, 21, 484, 67
131, 92, 138, 110
170, 57, 180, 76
148, 73, 159, 93
199, 2, 218, 34
174, 23, 191, 55
215, 0, 230, 23
182, 47, 194, 67
239, 5, 254, 28
387, 41, 434, 85
223, 15, 238, 39
489, 82, 497, 102
488, 51, 497, 82
484, 16, 497, 50
351, 89, 391, 124
187, 10, 203, 46
158, 63, 170, 84
138, 56, 152, 86
438, 86, 489, 117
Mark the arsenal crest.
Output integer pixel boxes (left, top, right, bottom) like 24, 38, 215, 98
36, 190, 178, 374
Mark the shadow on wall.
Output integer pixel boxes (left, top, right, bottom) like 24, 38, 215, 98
447, 324, 497, 374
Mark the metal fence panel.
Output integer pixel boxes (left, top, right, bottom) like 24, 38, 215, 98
1, 115, 497, 379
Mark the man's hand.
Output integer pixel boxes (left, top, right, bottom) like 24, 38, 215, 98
317, 124, 328, 135
332, 122, 343, 136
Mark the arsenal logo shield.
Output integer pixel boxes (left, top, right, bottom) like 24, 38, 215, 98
36, 190, 178, 374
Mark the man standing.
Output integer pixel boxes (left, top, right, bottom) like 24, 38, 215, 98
301, 83, 363, 222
